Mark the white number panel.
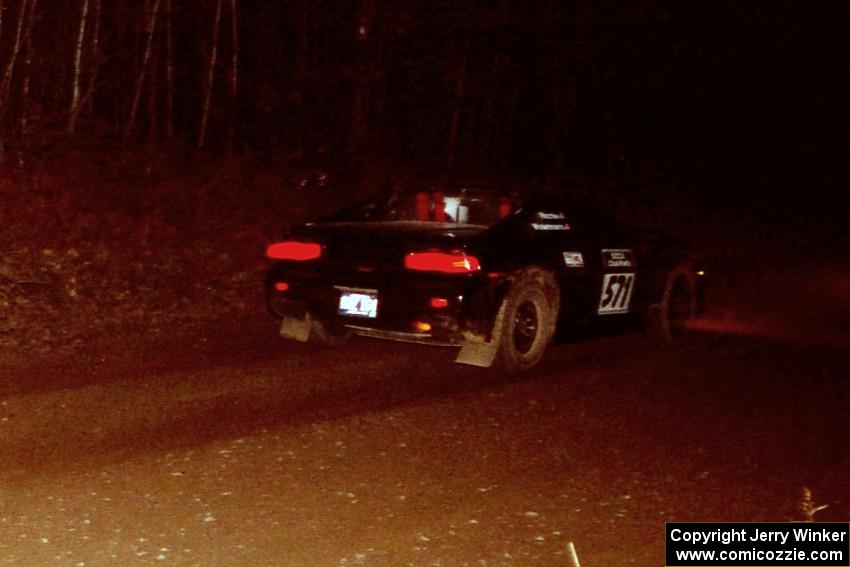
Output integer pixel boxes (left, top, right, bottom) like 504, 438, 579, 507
597, 273, 635, 315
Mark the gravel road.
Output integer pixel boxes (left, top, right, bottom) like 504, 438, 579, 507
0, 277, 847, 565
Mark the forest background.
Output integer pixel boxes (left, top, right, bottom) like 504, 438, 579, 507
0, 1, 845, 350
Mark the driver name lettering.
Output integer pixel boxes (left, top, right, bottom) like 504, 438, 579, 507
531, 223, 571, 231
536, 212, 565, 220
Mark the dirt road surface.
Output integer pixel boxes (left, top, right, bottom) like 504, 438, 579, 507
1, 269, 848, 566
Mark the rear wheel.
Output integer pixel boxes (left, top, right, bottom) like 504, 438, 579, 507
494, 268, 559, 372
652, 264, 697, 341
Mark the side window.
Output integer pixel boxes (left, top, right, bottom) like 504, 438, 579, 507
387, 191, 520, 226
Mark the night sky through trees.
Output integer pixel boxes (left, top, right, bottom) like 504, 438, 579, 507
0, 1, 846, 236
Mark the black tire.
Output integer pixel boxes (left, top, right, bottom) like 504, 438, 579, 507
309, 317, 353, 346
652, 264, 697, 341
494, 268, 560, 372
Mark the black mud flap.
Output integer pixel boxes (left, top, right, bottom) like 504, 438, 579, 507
279, 315, 312, 342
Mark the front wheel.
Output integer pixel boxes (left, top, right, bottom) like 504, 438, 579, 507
652, 264, 697, 341
493, 268, 559, 372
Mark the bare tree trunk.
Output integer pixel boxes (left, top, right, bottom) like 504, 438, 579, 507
547, 60, 563, 175
68, 0, 89, 134
16, 0, 37, 164
19, 0, 33, 135
495, 75, 521, 165
0, 0, 27, 163
197, 0, 223, 148
148, 19, 160, 143
445, 39, 469, 169
350, 0, 375, 155
350, 81, 364, 154
480, 51, 505, 160
227, 0, 239, 153
124, 0, 161, 141
83, 0, 101, 123
226, 0, 238, 152
0, 0, 8, 161
373, 8, 390, 154
294, 0, 307, 153
0, 0, 29, 114
164, 0, 174, 139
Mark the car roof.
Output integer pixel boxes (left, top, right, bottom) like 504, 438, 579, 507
393, 182, 581, 201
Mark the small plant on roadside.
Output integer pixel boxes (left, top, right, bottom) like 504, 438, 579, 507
799, 486, 829, 522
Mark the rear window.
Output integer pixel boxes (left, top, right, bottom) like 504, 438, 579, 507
382, 191, 518, 226
326, 190, 520, 226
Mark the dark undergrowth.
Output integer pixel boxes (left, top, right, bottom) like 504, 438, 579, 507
0, 148, 354, 353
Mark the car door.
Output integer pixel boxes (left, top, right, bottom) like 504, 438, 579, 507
563, 200, 639, 321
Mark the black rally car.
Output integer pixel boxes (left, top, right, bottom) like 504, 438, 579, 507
265, 187, 703, 371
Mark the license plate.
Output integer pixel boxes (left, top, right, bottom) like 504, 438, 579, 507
337, 287, 378, 318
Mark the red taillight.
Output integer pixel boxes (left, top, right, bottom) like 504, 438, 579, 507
429, 297, 449, 309
404, 252, 481, 274
274, 282, 290, 292
266, 241, 322, 261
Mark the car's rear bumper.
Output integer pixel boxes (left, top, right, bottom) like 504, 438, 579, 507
267, 293, 465, 344
265, 266, 500, 344
343, 324, 456, 346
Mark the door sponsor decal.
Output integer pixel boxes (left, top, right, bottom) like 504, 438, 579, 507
562, 251, 585, 267
597, 273, 635, 315
601, 249, 635, 269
